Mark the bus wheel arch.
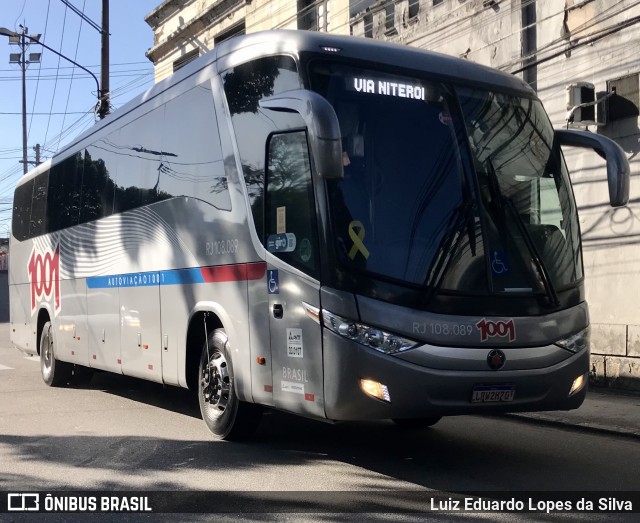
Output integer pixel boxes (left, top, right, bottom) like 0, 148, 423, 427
185, 310, 223, 392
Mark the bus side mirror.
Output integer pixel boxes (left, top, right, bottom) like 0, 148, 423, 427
259, 89, 344, 180
556, 129, 630, 207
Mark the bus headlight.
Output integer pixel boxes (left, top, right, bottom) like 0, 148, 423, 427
555, 326, 590, 354
322, 310, 419, 354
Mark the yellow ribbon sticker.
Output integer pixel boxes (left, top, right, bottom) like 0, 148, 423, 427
348, 220, 370, 260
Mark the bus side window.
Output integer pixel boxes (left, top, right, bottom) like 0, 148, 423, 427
47, 153, 82, 233
113, 109, 166, 213
265, 131, 319, 276
223, 55, 301, 240
81, 144, 117, 224
161, 81, 229, 210
30, 170, 49, 237
12, 178, 34, 241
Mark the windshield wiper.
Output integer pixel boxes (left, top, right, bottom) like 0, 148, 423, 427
422, 196, 476, 306
485, 158, 560, 307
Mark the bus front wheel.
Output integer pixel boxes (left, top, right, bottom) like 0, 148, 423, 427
198, 328, 262, 440
40, 321, 73, 387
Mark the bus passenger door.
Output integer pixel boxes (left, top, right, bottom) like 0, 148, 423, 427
265, 131, 325, 418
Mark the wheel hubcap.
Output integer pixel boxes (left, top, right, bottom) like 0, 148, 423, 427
42, 329, 53, 378
201, 350, 230, 417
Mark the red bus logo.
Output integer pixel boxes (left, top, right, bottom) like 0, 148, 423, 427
28, 245, 60, 315
476, 318, 516, 343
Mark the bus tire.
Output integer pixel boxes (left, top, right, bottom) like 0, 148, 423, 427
40, 321, 73, 387
392, 416, 442, 429
198, 328, 262, 440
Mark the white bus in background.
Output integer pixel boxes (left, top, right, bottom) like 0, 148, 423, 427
9, 31, 629, 439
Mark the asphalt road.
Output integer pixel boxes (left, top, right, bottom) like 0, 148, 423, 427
1, 323, 638, 521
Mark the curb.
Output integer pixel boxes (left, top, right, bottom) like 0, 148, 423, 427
504, 412, 640, 439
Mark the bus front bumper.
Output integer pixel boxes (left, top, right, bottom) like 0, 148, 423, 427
322, 330, 588, 421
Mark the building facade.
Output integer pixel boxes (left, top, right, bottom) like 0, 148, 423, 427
145, 0, 640, 389
145, 0, 351, 81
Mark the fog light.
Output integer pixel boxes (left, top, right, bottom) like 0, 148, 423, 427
569, 373, 587, 396
360, 378, 391, 402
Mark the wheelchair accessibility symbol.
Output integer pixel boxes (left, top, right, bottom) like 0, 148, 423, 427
267, 270, 279, 294
491, 251, 509, 275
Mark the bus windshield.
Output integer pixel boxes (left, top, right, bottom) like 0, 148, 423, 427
308, 61, 582, 298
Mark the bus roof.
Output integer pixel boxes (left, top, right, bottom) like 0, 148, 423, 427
18, 30, 534, 187
216, 30, 533, 95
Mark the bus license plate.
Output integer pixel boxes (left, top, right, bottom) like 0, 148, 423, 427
471, 385, 515, 403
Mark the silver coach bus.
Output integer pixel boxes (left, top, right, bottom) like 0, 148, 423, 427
10, 31, 629, 439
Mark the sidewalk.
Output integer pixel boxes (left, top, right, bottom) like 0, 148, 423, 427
511, 386, 640, 438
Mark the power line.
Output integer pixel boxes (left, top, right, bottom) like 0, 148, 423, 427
0, 70, 153, 81
0, 61, 152, 72
28, 0, 52, 140
43, 3, 69, 146
58, 0, 87, 149
512, 12, 640, 74
58, 0, 103, 34
0, 111, 89, 115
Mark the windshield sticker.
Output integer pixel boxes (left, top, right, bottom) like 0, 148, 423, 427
348, 220, 370, 260
439, 112, 453, 125
287, 328, 303, 358
491, 250, 510, 275
476, 318, 516, 343
267, 233, 296, 253
276, 206, 286, 234
299, 238, 312, 263
352, 77, 426, 101
267, 269, 279, 294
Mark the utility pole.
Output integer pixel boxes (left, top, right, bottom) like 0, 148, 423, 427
18, 143, 42, 169
99, 0, 110, 118
7, 26, 41, 175
20, 28, 27, 174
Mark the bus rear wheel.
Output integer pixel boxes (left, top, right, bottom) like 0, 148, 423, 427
392, 416, 442, 429
198, 328, 262, 440
40, 321, 73, 387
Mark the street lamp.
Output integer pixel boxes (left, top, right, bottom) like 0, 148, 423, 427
2, 26, 39, 174
0, 26, 107, 173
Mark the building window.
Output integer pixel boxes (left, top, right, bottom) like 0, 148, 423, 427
172, 49, 199, 73
214, 21, 246, 45
408, 0, 420, 18
607, 73, 639, 122
385, 0, 395, 33
298, 0, 329, 31
363, 11, 373, 38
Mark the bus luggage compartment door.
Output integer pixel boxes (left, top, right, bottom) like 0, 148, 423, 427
267, 264, 324, 418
